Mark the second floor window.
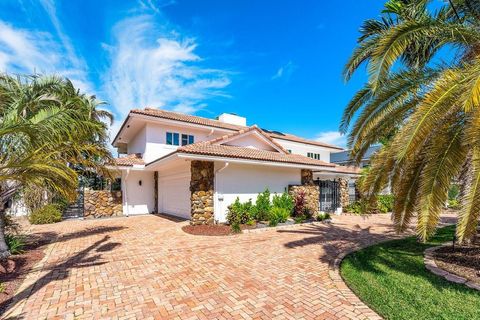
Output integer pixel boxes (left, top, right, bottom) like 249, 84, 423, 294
167, 132, 194, 146
166, 132, 180, 146
307, 152, 321, 160
182, 134, 194, 146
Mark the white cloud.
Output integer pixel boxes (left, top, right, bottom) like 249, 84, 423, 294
0, 20, 92, 93
314, 131, 346, 148
103, 14, 231, 117
271, 61, 296, 80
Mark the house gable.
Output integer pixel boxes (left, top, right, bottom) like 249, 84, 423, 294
211, 126, 288, 153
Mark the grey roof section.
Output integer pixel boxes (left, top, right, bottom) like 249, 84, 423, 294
330, 145, 381, 164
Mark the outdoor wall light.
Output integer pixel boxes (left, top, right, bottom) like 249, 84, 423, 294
139, 180, 142, 186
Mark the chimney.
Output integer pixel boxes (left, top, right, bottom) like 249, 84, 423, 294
217, 113, 247, 126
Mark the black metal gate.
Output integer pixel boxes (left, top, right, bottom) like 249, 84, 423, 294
62, 183, 85, 219
316, 180, 340, 212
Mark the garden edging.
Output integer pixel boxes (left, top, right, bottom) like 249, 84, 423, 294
424, 243, 480, 291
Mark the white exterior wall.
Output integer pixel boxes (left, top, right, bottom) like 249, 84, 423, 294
214, 162, 301, 222
122, 170, 155, 215
272, 138, 334, 163
224, 134, 276, 151
127, 125, 146, 155
143, 123, 226, 163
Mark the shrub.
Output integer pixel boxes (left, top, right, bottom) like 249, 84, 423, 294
253, 189, 271, 221
5, 234, 25, 254
316, 212, 331, 221
448, 184, 460, 200
268, 207, 290, 227
29, 204, 62, 225
272, 192, 294, 214
377, 194, 394, 213
53, 196, 69, 213
0, 282, 5, 294
292, 191, 306, 217
345, 201, 362, 214
231, 221, 241, 233
448, 199, 460, 210
294, 215, 306, 224
227, 198, 254, 225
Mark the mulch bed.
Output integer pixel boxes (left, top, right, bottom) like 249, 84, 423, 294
182, 224, 256, 236
433, 244, 480, 285
0, 234, 51, 314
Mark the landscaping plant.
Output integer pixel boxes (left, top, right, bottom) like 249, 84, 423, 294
5, 234, 25, 254
253, 188, 271, 221
341, 0, 480, 242
377, 195, 394, 213
0, 74, 113, 259
28, 204, 62, 225
272, 192, 294, 214
227, 197, 254, 232
268, 207, 289, 227
292, 191, 306, 217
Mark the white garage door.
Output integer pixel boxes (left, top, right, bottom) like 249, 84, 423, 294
158, 173, 191, 219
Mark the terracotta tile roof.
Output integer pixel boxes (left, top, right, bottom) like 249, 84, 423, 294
113, 153, 145, 166
127, 108, 343, 150
131, 108, 245, 131
177, 142, 336, 168
207, 125, 290, 154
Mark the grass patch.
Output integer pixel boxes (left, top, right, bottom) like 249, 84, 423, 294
340, 225, 480, 320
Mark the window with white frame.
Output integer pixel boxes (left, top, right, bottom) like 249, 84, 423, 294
182, 134, 194, 146
167, 132, 194, 146
307, 152, 321, 160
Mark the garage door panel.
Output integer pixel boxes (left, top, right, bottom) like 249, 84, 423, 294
159, 173, 190, 219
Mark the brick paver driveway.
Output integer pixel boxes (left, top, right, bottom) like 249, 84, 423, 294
3, 214, 455, 320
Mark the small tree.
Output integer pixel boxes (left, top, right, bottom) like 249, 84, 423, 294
254, 188, 271, 221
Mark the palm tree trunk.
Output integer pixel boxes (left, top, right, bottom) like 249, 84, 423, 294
0, 206, 10, 261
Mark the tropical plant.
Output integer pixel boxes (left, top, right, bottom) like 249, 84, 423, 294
253, 188, 271, 221
272, 192, 294, 214
5, 234, 25, 254
226, 197, 254, 225
29, 204, 62, 225
268, 207, 289, 227
377, 195, 394, 213
341, 0, 480, 242
0, 74, 113, 259
292, 191, 306, 217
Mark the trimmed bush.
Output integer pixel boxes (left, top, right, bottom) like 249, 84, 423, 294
268, 207, 289, 227
253, 189, 271, 221
29, 204, 62, 225
377, 194, 394, 213
227, 198, 254, 225
272, 192, 294, 214
316, 212, 331, 221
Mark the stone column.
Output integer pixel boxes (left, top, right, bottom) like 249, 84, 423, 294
339, 178, 349, 209
190, 161, 214, 225
154, 171, 158, 213
289, 169, 320, 218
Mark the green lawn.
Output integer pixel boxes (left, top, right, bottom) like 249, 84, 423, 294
340, 226, 480, 320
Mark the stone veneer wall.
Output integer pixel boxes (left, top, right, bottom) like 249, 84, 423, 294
190, 161, 214, 225
289, 169, 320, 217
84, 190, 122, 219
339, 178, 349, 209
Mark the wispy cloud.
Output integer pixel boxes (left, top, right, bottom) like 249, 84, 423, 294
103, 14, 231, 118
271, 60, 296, 81
314, 131, 346, 148
0, 19, 92, 92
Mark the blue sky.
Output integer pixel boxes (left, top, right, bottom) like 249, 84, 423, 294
0, 0, 386, 147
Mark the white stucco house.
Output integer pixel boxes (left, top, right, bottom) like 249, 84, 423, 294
111, 108, 360, 223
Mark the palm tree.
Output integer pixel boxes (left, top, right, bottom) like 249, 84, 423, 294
0, 74, 113, 259
341, 0, 480, 242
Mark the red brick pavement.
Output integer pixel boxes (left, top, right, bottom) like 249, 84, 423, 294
2, 214, 455, 319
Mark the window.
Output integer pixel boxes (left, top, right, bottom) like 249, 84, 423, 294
307, 153, 321, 160
181, 134, 195, 146
166, 132, 180, 146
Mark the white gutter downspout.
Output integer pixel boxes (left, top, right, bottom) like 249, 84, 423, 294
123, 168, 130, 217
207, 128, 215, 137
214, 162, 229, 223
